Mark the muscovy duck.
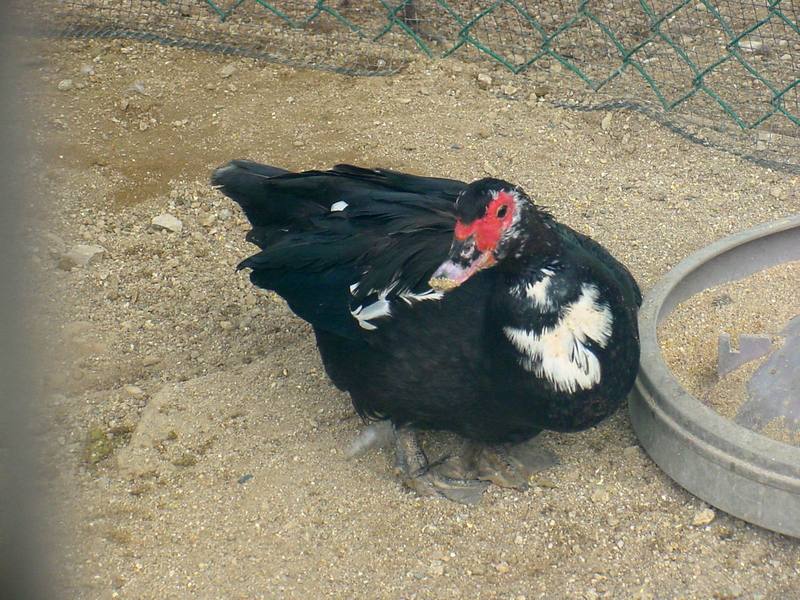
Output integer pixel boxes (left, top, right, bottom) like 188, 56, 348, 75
212, 161, 642, 502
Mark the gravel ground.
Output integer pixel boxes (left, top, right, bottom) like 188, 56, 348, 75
21, 37, 800, 599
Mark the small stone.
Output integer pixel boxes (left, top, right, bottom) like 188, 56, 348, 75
494, 561, 510, 574
692, 508, 716, 526
130, 81, 146, 95
601, 113, 613, 131
514, 534, 524, 545
476, 73, 492, 90
119, 98, 130, 111
59, 244, 105, 270
151, 214, 183, 233
739, 40, 763, 52
220, 320, 234, 331
200, 213, 217, 227
398, 98, 412, 104
780, 53, 791, 61
57, 79, 74, 91
293, 140, 304, 147
477, 127, 491, 139
218, 208, 232, 221
142, 355, 161, 367
220, 64, 237, 78
591, 487, 610, 503
531, 85, 550, 99
770, 186, 788, 200
622, 445, 640, 457
427, 560, 445, 576
123, 385, 146, 399
80, 64, 95, 76
500, 84, 519, 97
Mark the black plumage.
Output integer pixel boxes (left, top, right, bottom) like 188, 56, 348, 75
212, 161, 641, 446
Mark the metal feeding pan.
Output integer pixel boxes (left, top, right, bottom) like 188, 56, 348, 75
629, 215, 800, 538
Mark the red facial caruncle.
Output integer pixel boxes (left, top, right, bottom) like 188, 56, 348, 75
454, 190, 516, 252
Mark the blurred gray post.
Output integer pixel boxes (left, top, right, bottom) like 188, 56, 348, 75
0, 6, 54, 600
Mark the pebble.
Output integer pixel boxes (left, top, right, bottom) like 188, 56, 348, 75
220, 64, 237, 78
692, 508, 716, 526
739, 40, 763, 52
151, 214, 183, 233
476, 73, 492, 90
218, 208, 232, 221
780, 53, 791, 61
494, 561, 510, 574
591, 487, 611, 503
601, 112, 613, 131
59, 244, 105, 270
427, 560, 445, 576
123, 385, 146, 399
57, 79, 74, 91
477, 127, 491, 139
622, 445, 640, 457
500, 84, 519, 97
200, 214, 217, 228
770, 186, 787, 200
80, 64, 95, 76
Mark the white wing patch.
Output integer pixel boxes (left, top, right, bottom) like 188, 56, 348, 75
349, 278, 443, 331
504, 283, 613, 393
526, 274, 554, 311
330, 201, 348, 212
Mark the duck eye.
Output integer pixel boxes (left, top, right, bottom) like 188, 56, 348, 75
496, 205, 508, 218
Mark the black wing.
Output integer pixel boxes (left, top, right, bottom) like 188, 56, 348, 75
213, 162, 466, 339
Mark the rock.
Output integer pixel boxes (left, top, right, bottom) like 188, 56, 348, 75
591, 487, 611, 503
427, 561, 445, 576
476, 73, 492, 90
58, 244, 105, 270
601, 112, 613, 131
200, 213, 217, 228
80, 64, 95, 76
739, 40, 764, 52
500, 84, 519, 97
692, 507, 716, 526
220, 64, 237, 78
477, 127, 491, 140
57, 79, 74, 91
622, 445, 640, 457
398, 98, 412, 105
123, 385, 146, 399
770, 186, 787, 200
151, 214, 183, 233
130, 81, 147, 95
531, 85, 550, 99
494, 561, 510, 574
780, 53, 791, 61
218, 208, 232, 221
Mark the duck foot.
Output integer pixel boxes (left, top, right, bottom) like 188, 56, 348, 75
393, 425, 488, 505
437, 440, 559, 490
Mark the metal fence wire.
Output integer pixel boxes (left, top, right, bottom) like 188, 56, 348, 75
29, 1, 800, 171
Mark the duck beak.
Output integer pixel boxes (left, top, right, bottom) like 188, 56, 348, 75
429, 236, 496, 292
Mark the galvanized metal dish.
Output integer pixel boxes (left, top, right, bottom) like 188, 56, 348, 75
629, 214, 800, 538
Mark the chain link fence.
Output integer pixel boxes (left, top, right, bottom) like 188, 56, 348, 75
27, 1, 800, 171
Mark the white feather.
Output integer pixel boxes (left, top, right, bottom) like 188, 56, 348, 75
504, 284, 613, 393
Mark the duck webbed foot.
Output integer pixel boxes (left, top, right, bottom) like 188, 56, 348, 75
437, 438, 559, 490
392, 425, 488, 504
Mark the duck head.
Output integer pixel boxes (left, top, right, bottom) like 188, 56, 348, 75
430, 178, 554, 291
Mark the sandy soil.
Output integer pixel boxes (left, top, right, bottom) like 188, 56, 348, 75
660, 261, 800, 446
21, 37, 800, 599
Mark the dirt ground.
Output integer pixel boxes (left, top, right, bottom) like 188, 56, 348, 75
20, 37, 800, 599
